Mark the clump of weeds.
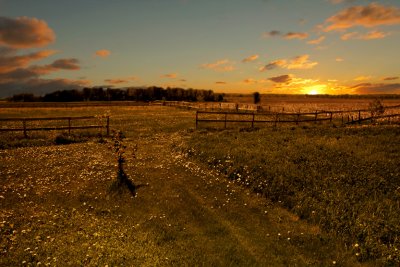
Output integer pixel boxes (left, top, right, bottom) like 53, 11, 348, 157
108, 130, 137, 197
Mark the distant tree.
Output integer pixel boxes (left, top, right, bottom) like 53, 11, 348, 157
202, 90, 215, 101
10, 93, 40, 102
253, 92, 261, 104
9, 86, 222, 103
43, 89, 83, 102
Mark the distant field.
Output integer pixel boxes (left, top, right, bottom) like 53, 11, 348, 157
224, 94, 400, 112
0, 102, 398, 265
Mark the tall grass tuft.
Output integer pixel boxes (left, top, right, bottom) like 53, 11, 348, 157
108, 130, 137, 196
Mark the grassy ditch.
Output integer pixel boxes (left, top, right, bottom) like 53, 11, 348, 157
182, 125, 400, 265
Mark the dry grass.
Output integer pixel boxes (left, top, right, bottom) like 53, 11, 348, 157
0, 105, 382, 266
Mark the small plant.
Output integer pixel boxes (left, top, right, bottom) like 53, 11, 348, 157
109, 130, 137, 196
368, 98, 385, 118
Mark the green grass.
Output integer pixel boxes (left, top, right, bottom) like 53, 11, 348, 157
181, 125, 400, 265
0, 106, 380, 266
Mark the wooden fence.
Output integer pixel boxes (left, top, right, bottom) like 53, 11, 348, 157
0, 101, 148, 108
345, 113, 400, 125
196, 108, 400, 129
195, 111, 333, 129
0, 116, 110, 137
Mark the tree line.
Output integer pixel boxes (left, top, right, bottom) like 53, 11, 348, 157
8, 86, 225, 102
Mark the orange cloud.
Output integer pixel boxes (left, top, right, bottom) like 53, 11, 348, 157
341, 30, 389, 40
354, 76, 372, 81
323, 3, 400, 31
259, 59, 286, 71
242, 54, 259, 63
243, 78, 257, 84
362, 30, 390, 39
162, 73, 178, 78
263, 30, 309, 40
268, 74, 292, 83
0, 49, 57, 73
335, 57, 344, 62
1, 58, 81, 84
104, 79, 128, 85
260, 55, 317, 71
0, 16, 55, 48
201, 59, 235, 72
104, 76, 138, 85
307, 36, 325, 45
283, 32, 309, 40
215, 81, 227, 85
383, 76, 399, 81
95, 49, 111, 57
52, 59, 80, 70
286, 55, 318, 70
30, 58, 80, 75
351, 83, 400, 94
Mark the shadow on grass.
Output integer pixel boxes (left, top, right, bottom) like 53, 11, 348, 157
109, 168, 147, 197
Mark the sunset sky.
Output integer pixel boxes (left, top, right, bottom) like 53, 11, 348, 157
1, 0, 400, 97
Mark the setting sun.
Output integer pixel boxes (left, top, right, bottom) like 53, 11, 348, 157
304, 84, 327, 95
308, 89, 319, 95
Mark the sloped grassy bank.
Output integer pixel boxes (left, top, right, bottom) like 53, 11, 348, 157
181, 125, 400, 265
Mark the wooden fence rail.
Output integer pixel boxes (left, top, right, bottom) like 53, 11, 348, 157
0, 116, 109, 137
195, 111, 333, 129
196, 109, 400, 129
345, 113, 400, 125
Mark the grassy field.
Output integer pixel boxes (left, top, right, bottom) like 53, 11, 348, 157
182, 125, 400, 265
0, 103, 397, 266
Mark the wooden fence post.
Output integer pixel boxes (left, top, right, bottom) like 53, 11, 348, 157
68, 118, 71, 135
330, 112, 333, 123
23, 119, 27, 138
224, 113, 227, 129
195, 111, 198, 129
106, 116, 110, 136
315, 111, 318, 123
251, 113, 255, 128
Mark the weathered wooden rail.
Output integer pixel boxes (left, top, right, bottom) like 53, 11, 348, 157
0, 101, 148, 108
345, 113, 400, 124
196, 107, 400, 129
195, 111, 333, 129
0, 116, 110, 137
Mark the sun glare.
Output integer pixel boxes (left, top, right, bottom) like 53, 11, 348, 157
304, 84, 327, 95
309, 89, 318, 95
